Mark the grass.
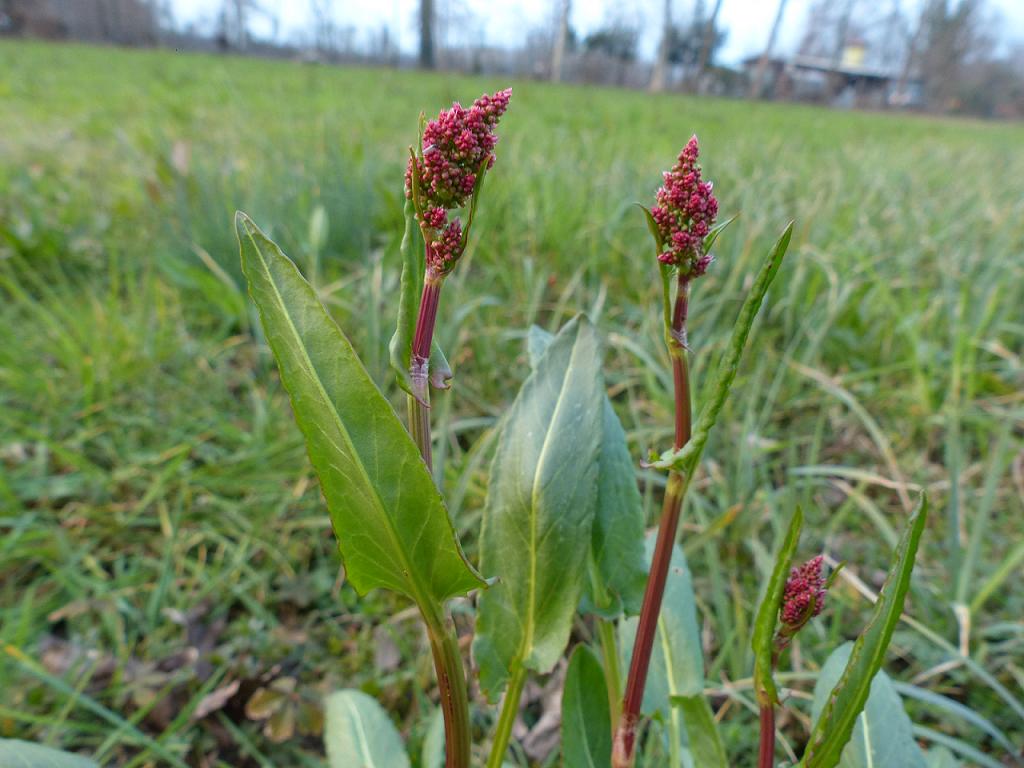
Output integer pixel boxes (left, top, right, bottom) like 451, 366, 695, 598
1, 40, 1022, 766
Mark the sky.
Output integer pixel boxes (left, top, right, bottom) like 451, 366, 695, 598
169, 0, 1024, 66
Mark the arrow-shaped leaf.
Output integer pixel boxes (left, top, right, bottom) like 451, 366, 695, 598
236, 212, 483, 608
801, 495, 928, 768
474, 316, 606, 698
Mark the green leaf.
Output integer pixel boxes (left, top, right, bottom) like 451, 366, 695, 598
701, 213, 738, 253
324, 690, 411, 768
236, 212, 483, 608
620, 531, 704, 715
636, 203, 664, 253
526, 326, 646, 618
810, 644, 927, 768
650, 222, 793, 473
801, 495, 929, 768
561, 645, 612, 768
752, 507, 803, 707
925, 747, 961, 768
670, 695, 727, 768
0, 741, 98, 768
474, 316, 606, 699
388, 200, 453, 396
421, 707, 445, 768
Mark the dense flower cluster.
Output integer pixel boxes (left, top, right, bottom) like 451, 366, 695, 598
650, 135, 719, 279
779, 555, 827, 636
405, 88, 512, 275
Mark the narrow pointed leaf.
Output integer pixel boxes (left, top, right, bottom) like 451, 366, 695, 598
670, 695, 728, 768
752, 507, 803, 707
651, 223, 793, 473
526, 326, 646, 618
474, 316, 606, 699
810, 644, 927, 768
801, 495, 928, 768
237, 212, 483, 607
388, 200, 453, 394
324, 690, 411, 768
562, 645, 612, 768
702, 213, 738, 253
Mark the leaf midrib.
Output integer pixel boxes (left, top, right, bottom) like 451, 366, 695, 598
522, 330, 584, 662
244, 222, 431, 610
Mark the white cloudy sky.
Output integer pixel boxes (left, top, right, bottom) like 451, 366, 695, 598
170, 0, 1024, 65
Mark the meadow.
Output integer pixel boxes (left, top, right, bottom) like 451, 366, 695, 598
0, 40, 1022, 766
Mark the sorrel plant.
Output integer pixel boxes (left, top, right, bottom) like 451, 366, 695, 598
234, 89, 928, 768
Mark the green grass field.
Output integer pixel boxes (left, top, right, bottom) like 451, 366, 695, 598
1, 40, 1022, 766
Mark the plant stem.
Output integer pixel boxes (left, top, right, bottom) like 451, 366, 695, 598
411, 273, 469, 768
597, 618, 623, 730
408, 274, 443, 470
422, 604, 473, 768
486, 663, 527, 768
613, 277, 692, 768
758, 704, 776, 768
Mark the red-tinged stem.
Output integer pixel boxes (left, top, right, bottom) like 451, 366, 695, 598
408, 274, 443, 471
759, 704, 776, 768
422, 604, 472, 768
409, 273, 469, 768
613, 277, 693, 768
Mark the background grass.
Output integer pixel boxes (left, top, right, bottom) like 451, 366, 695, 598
1, 40, 1022, 766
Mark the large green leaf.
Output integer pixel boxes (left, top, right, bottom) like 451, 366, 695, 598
0, 741, 97, 768
811, 644, 927, 768
474, 316, 606, 698
388, 200, 452, 395
236, 212, 483, 607
670, 695, 727, 768
324, 690, 411, 768
752, 507, 803, 707
527, 326, 646, 618
562, 645, 612, 768
801, 495, 928, 768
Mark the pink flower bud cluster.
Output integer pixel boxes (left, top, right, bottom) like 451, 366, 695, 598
780, 555, 827, 634
650, 135, 719, 279
405, 88, 512, 275
426, 219, 463, 275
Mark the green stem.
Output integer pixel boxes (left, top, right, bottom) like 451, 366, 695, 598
422, 604, 473, 768
597, 618, 623, 731
407, 392, 433, 471
486, 663, 527, 768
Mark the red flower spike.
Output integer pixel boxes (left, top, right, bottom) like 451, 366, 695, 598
651, 135, 719, 279
779, 555, 828, 637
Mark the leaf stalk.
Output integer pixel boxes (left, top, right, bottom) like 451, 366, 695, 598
486, 663, 527, 768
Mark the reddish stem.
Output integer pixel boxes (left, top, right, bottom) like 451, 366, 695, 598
613, 277, 692, 767
759, 704, 776, 768
409, 275, 443, 471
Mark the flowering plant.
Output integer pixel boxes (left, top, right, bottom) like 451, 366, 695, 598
234, 95, 926, 768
